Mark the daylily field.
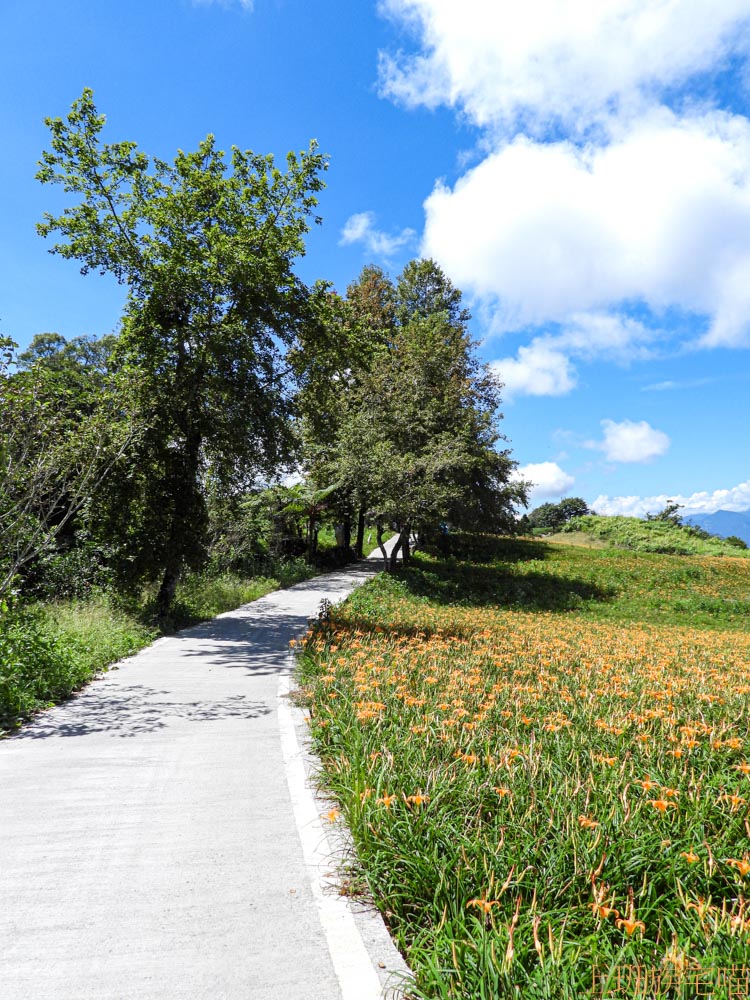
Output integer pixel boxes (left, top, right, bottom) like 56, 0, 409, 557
298, 536, 750, 998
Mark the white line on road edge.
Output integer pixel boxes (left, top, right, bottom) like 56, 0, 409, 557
278, 665, 385, 1000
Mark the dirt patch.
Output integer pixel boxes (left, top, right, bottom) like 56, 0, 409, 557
544, 531, 609, 549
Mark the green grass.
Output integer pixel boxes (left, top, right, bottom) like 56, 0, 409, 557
41, 596, 157, 673
298, 534, 750, 998
563, 514, 750, 558
163, 571, 288, 626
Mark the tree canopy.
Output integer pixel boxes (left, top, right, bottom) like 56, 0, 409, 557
304, 259, 525, 567
35, 89, 327, 614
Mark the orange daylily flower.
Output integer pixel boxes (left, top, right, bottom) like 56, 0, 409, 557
616, 917, 645, 936
376, 794, 397, 809
649, 799, 677, 812
467, 897, 499, 914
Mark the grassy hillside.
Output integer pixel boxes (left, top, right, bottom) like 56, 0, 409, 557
298, 534, 750, 998
562, 513, 750, 557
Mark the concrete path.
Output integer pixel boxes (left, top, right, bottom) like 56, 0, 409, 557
0, 555, 408, 999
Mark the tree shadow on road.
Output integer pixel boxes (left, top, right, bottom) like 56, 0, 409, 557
14, 686, 271, 740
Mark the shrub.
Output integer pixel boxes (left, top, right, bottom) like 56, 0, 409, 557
0, 599, 85, 734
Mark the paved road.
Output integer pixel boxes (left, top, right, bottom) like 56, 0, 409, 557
0, 554, 406, 999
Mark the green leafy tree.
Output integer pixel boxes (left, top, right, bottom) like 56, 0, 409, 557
291, 266, 396, 557
725, 535, 748, 549
36, 89, 327, 615
646, 501, 683, 525
557, 496, 589, 522
333, 261, 524, 569
528, 502, 564, 531
0, 336, 132, 596
528, 497, 590, 531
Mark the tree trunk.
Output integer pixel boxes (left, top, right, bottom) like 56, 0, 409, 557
401, 528, 411, 565
306, 512, 316, 562
376, 523, 390, 569
155, 417, 203, 621
156, 559, 181, 621
387, 529, 404, 573
355, 509, 366, 558
343, 517, 352, 551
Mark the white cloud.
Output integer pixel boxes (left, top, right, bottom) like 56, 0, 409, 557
592, 418, 670, 463
594, 480, 750, 517
421, 110, 750, 346
194, 0, 254, 9
491, 342, 576, 399
340, 211, 416, 258
642, 377, 715, 391
380, 0, 750, 367
379, 0, 750, 132
491, 312, 656, 398
514, 461, 575, 506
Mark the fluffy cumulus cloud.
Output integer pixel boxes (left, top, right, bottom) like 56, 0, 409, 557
378, 0, 750, 393
492, 312, 657, 398
379, 0, 750, 131
340, 211, 417, 258
491, 342, 576, 399
421, 110, 750, 346
591, 418, 670, 463
513, 461, 575, 506
594, 480, 750, 517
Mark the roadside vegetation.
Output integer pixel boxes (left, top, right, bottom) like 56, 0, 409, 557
0, 566, 317, 736
2, 93, 523, 735
298, 533, 750, 998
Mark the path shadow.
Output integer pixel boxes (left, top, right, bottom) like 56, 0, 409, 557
14, 686, 271, 740
175, 609, 329, 675
430, 535, 553, 565
396, 560, 613, 610
172, 566, 380, 674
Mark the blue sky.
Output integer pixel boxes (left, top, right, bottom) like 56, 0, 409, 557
3, 0, 750, 515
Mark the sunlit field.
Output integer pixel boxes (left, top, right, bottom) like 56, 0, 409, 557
298, 537, 750, 998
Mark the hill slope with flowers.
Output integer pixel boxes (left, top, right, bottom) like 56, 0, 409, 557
298, 535, 750, 999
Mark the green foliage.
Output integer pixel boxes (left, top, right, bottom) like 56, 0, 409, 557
39, 597, 156, 675
27, 537, 113, 599
0, 333, 133, 596
159, 573, 281, 627
563, 514, 750, 558
36, 89, 327, 615
0, 595, 154, 735
645, 500, 684, 525
725, 535, 748, 549
332, 262, 524, 559
528, 501, 564, 531
529, 497, 589, 531
0, 599, 83, 734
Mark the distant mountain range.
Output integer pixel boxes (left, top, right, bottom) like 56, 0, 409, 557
683, 508, 750, 545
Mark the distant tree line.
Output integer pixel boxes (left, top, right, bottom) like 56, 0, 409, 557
520, 497, 590, 533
